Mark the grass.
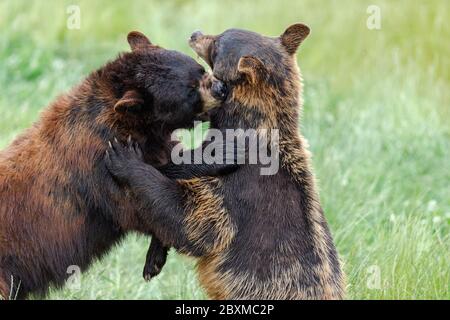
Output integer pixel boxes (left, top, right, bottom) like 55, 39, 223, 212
0, 0, 449, 299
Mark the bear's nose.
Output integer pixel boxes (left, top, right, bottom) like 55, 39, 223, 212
211, 80, 228, 101
190, 30, 203, 42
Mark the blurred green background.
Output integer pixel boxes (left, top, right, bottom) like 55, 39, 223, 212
0, 0, 448, 299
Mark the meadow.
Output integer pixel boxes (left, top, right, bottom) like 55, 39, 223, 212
0, 0, 448, 299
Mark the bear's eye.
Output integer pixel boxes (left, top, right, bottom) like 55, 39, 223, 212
189, 80, 200, 89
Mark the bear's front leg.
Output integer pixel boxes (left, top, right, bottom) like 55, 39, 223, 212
104, 139, 207, 256
104, 137, 145, 185
143, 237, 168, 281
158, 134, 246, 179
105, 138, 176, 281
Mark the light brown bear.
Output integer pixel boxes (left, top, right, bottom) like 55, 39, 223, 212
106, 24, 346, 299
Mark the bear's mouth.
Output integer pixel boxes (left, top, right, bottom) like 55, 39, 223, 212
197, 72, 221, 113
188, 31, 215, 68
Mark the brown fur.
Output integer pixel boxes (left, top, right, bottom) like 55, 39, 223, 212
179, 177, 236, 255
107, 24, 346, 300
190, 25, 346, 299
0, 31, 212, 299
0, 275, 10, 299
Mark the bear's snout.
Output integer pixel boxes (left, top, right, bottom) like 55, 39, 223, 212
198, 73, 221, 112
190, 30, 203, 42
188, 31, 215, 67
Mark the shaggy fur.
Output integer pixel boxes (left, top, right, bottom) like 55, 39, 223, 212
0, 31, 230, 299
107, 24, 346, 299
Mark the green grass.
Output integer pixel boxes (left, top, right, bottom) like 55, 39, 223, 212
1, 0, 449, 299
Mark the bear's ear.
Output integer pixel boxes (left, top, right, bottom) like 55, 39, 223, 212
127, 31, 152, 51
237, 56, 267, 85
114, 90, 145, 114
280, 23, 310, 55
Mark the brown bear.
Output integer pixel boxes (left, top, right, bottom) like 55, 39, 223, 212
0, 31, 234, 299
106, 24, 346, 299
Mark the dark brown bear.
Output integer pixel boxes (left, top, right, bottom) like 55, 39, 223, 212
0, 31, 232, 299
106, 24, 346, 299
